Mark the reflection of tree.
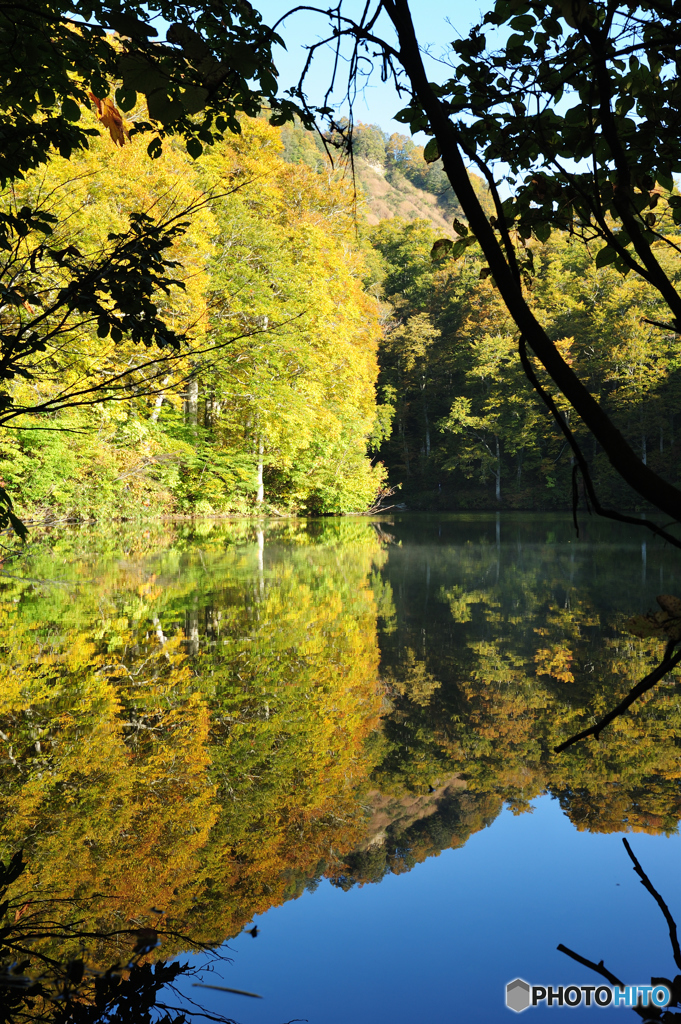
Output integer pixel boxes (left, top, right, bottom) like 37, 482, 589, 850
0, 853, 239, 1024
5, 515, 681, 956
557, 596, 681, 752
559, 839, 681, 1020
0, 519, 387, 955
374, 521, 681, 841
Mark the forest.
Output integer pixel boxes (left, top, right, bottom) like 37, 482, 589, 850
4, 103, 681, 523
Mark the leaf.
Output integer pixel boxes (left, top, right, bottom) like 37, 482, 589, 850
657, 170, 674, 192
104, 13, 158, 38
506, 33, 527, 51
118, 53, 168, 95
430, 238, 453, 260
534, 221, 551, 243
147, 89, 181, 124
166, 22, 211, 62
423, 138, 440, 164
115, 88, 137, 112
181, 86, 209, 115
186, 137, 204, 159
90, 94, 130, 147
595, 245, 618, 268
61, 97, 82, 122
452, 218, 469, 237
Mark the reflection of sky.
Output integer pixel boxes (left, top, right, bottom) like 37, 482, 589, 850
177, 795, 681, 1022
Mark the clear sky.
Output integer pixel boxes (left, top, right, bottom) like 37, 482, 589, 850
252, 0, 484, 135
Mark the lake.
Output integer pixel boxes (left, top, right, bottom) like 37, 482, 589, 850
2, 513, 681, 1022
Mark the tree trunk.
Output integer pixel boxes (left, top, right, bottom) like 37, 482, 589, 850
422, 383, 430, 457
642, 433, 647, 466
150, 376, 171, 422
256, 437, 264, 504
186, 606, 199, 657
495, 435, 501, 503
660, 426, 664, 453
402, 417, 411, 477
185, 378, 198, 428
257, 528, 265, 600
517, 447, 524, 485
150, 393, 164, 423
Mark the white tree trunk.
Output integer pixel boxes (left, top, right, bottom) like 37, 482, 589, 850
256, 437, 264, 503
495, 435, 501, 503
151, 393, 164, 422
257, 528, 265, 600
185, 378, 198, 428
150, 376, 171, 422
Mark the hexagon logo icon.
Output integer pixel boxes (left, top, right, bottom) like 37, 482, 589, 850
506, 979, 531, 1012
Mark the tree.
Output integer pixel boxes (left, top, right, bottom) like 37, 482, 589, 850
0, 851, 243, 1024
1, 0, 293, 189
0, 0, 302, 536
293, 0, 681, 541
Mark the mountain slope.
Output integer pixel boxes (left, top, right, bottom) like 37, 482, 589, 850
355, 159, 458, 235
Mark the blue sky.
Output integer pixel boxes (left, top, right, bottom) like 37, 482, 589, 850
253, 0, 483, 135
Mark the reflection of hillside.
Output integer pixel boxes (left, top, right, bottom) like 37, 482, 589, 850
374, 514, 681, 842
330, 782, 501, 889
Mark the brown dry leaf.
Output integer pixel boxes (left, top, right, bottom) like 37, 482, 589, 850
625, 594, 681, 643
90, 93, 130, 147
14, 903, 30, 922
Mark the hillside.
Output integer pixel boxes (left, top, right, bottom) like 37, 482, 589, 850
279, 120, 491, 235
354, 158, 458, 234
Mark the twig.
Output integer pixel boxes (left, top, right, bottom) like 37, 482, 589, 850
555, 640, 681, 752
557, 943, 624, 988
622, 837, 681, 972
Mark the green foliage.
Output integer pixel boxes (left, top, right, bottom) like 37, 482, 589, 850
0, 0, 296, 190
0, 118, 385, 521
369, 216, 681, 510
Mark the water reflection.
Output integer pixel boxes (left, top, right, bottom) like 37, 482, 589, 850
1, 513, 681, 1011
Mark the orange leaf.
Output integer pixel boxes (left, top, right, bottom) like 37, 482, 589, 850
90, 92, 130, 147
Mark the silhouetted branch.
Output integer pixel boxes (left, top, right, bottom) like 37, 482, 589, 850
557, 943, 624, 988
558, 839, 681, 1020
557, 944, 658, 1020
623, 837, 681, 972
554, 640, 681, 752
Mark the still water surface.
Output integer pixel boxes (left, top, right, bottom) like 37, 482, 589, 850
2, 513, 681, 1021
